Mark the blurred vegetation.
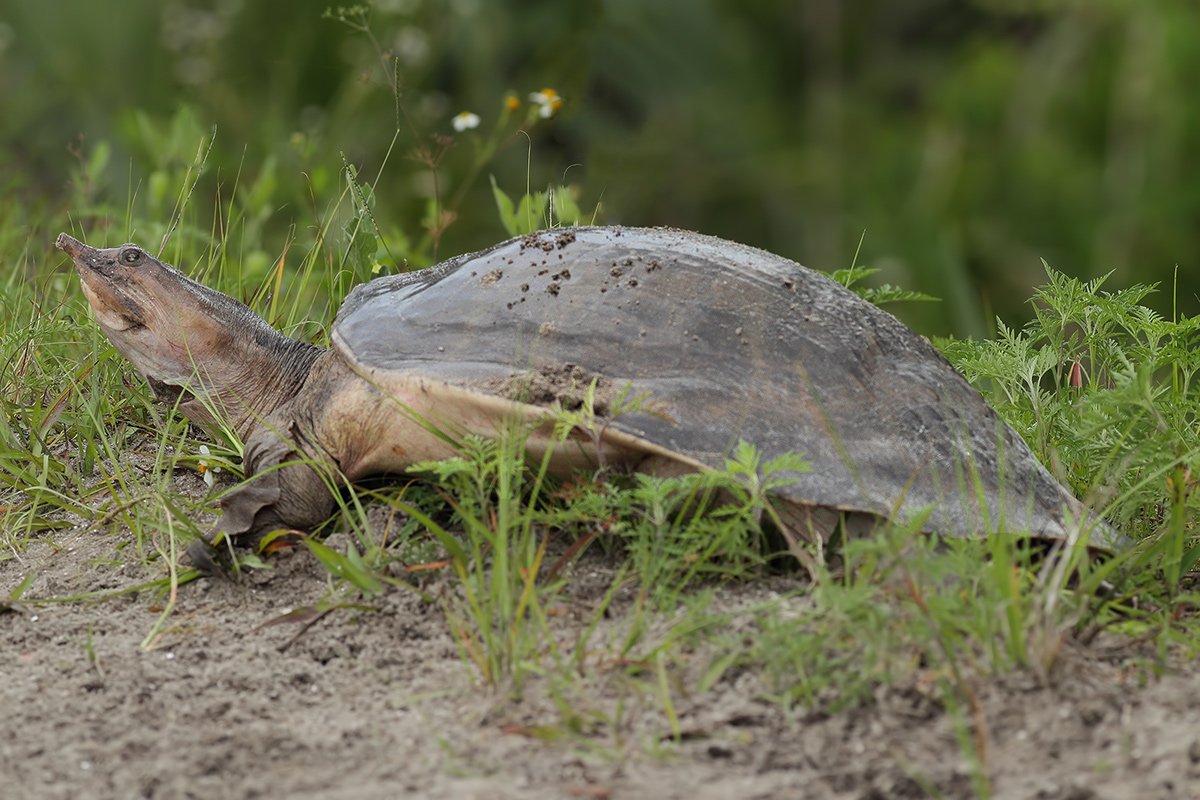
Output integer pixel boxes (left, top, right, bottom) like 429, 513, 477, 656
1, 0, 1198, 335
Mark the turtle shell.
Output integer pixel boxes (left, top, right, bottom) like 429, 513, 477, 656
332, 226, 1121, 549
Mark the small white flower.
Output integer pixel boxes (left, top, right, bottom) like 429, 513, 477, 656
198, 444, 222, 489
452, 111, 480, 131
528, 88, 564, 119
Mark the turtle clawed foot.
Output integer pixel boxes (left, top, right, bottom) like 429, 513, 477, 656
186, 536, 233, 578
186, 529, 298, 577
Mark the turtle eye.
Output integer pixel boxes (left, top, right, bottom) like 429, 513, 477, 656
121, 248, 143, 265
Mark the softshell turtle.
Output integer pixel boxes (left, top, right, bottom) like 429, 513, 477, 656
57, 227, 1122, 563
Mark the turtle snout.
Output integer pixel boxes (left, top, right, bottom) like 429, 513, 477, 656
58, 235, 121, 279
57, 234, 105, 270
56, 233, 85, 256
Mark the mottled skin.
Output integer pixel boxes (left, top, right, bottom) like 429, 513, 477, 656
57, 228, 1122, 569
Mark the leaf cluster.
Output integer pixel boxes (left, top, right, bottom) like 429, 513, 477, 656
822, 263, 940, 306
939, 262, 1200, 586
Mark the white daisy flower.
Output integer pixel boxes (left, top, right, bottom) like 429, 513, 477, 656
528, 88, 564, 119
452, 111, 481, 131
198, 445, 222, 489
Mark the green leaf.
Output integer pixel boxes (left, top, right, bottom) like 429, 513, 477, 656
490, 174, 519, 236
821, 264, 880, 289
551, 185, 583, 226
514, 190, 548, 234
857, 284, 940, 305
8, 572, 36, 602
300, 536, 385, 597
819, 266, 939, 306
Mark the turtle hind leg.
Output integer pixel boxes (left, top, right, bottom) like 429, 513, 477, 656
766, 499, 881, 578
188, 425, 338, 573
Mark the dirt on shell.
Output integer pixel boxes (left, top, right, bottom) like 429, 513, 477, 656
4, 493, 1200, 799
517, 229, 577, 254
472, 364, 619, 415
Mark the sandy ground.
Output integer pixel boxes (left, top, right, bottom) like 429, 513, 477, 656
3, 496, 1200, 800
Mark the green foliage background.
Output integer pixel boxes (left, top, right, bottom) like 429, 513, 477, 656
2, 0, 1198, 336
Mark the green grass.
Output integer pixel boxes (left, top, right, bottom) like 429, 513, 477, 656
3, 80, 1200, 799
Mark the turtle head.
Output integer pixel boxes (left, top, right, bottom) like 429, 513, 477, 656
58, 233, 320, 437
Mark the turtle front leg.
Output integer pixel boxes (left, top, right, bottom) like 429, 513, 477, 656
188, 422, 338, 573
